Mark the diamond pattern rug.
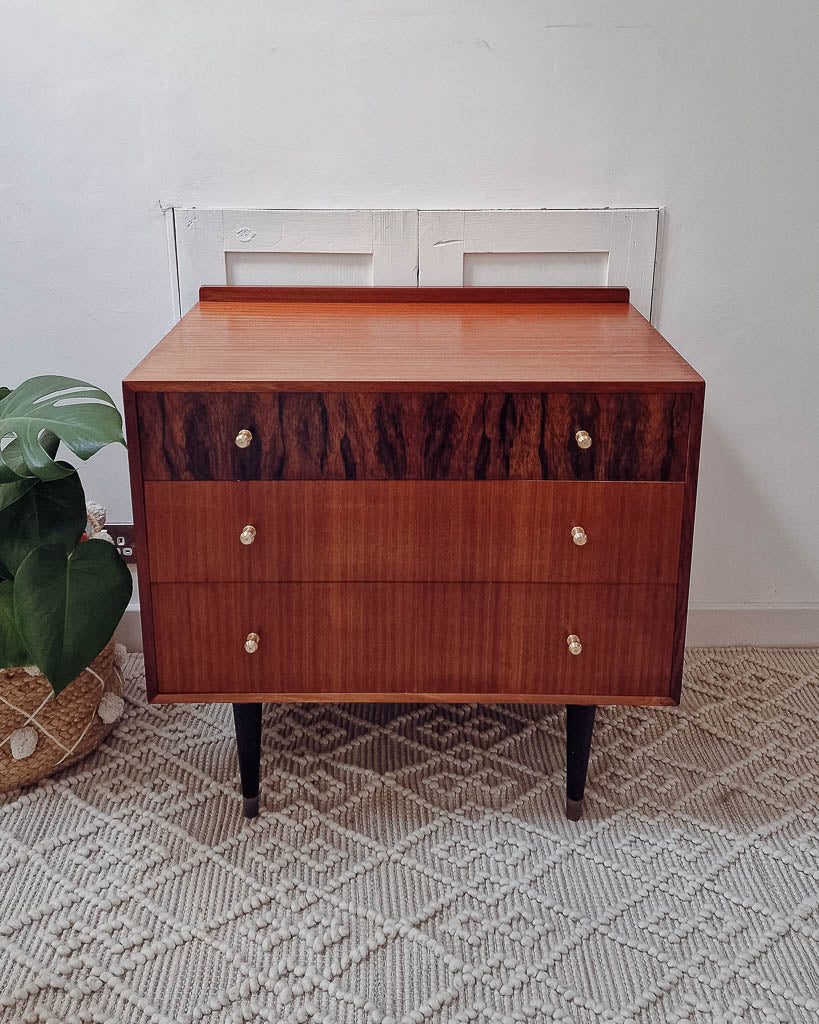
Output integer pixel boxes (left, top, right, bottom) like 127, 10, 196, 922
1, 648, 818, 1024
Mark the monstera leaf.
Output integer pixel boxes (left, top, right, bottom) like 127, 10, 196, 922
0, 473, 37, 513
0, 431, 59, 486
0, 580, 30, 667
0, 376, 125, 482
0, 469, 86, 574
14, 540, 133, 694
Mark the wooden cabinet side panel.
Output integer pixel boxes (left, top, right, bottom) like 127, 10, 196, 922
670, 384, 705, 701
122, 383, 157, 701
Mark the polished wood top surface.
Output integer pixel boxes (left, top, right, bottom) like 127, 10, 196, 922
125, 287, 703, 393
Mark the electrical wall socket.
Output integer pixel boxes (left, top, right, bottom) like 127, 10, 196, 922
106, 524, 137, 564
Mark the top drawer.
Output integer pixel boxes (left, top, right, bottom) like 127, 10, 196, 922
136, 391, 690, 482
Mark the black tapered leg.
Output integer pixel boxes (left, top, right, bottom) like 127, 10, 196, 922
566, 705, 596, 821
232, 703, 263, 818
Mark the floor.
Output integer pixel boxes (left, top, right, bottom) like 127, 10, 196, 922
1, 647, 818, 1024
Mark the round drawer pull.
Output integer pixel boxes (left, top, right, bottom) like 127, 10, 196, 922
235, 429, 253, 449
567, 634, 582, 656
244, 632, 260, 654
575, 430, 592, 450
571, 525, 588, 547
240, 525, 257, 546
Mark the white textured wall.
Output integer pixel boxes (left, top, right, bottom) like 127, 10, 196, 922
1, 2, 817, 620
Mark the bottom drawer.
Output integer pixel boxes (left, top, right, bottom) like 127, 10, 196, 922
151, 582, 676, 702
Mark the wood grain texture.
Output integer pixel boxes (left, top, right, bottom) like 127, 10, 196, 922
124, 286, 704, 711
152, 691, 676, 707
151, 582, 677, 700
122, 384, 158, 701
124, 291, 703, 392
199, 286, 631, 304
144, 480, 684, 585
136, 391, 690, 482
670, 383, 705, 702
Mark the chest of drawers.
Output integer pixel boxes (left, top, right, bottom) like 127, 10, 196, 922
124, 286, 704, 820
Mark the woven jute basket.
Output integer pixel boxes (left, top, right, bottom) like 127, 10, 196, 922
0, 640, 125, 794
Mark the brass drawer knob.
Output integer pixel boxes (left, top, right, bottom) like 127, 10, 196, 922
235, 429, 253, 449
567, 634, 582, 656
575, 430, 592, 450
571, 525, 588, 547
240, 524, 257, 546
244, 632, 260, 654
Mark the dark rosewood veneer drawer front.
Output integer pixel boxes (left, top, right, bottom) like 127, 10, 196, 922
137, 391, 690, 482
144, 480, 684, 584
151, 582, 677, 700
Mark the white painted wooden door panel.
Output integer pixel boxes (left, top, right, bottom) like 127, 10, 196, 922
174, 209, 418, 314
419, 209, 658, 318
172, 208, 658, 320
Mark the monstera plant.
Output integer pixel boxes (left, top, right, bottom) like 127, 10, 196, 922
0, 376, 133, 694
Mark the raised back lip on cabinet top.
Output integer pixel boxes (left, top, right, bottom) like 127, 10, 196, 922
124, 286, 704, 394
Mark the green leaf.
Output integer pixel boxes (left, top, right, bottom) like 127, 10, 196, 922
0, 376, 125, 482
0, 388, 10, 402
14, 540, 133, 694
0, 474, 37, 513
0, 579, 30, 667
0, 431, 60, 483
0, 469, 86, 574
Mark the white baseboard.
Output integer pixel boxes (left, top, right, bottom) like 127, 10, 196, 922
116, 601, 819, 654
685, 604, 819, 647
115, 603, 145, 653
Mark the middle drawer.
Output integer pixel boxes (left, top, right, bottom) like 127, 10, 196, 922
145, 480, 683, 584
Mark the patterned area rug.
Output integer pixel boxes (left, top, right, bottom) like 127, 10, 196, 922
1, 648, 818, 1024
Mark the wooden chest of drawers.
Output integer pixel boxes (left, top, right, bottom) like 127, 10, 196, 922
124, 286, 704, 819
